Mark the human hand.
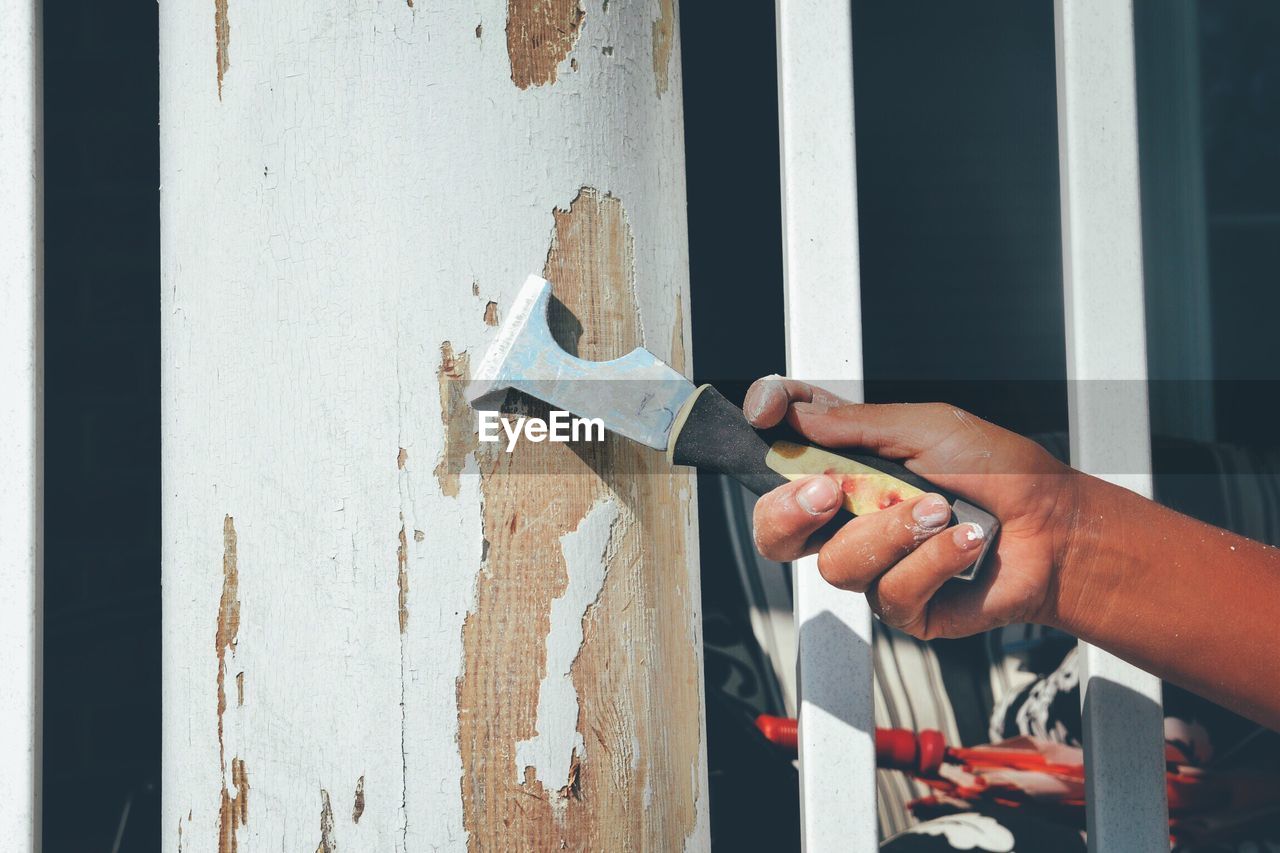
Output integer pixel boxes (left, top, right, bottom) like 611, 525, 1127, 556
744, 376, 1081, 639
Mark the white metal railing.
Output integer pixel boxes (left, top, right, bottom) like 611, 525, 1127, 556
1055, 1, 1170, 849
776, 0, 1171, 849
775, 1, 878, 850
0, 2, 43, 851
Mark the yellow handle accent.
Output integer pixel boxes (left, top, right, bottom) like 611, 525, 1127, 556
764, 441, 923, 516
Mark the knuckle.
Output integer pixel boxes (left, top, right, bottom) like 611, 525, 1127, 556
818, 548, 867, 592
877, 591, 926, 636
815, 548, 848, 589
922, 401, 954, 419
872, 584, 905, 626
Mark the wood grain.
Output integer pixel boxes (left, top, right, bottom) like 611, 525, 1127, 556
458, 188, 702, 850
507, 0, 585, 89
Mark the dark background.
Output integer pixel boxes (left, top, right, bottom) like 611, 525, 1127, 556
43, 1, 162, 850
42, 0, 1280, 849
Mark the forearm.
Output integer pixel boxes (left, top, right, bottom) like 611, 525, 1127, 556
1047, 475, 1280, 729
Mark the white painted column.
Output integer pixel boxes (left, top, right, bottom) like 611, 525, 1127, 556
1054, 2, 1170, 850
0, 2, 43, 850
776, 1, 877, 850
161, 1, 706, 850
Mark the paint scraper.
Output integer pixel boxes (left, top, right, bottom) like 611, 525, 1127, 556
467, 275, 998, 580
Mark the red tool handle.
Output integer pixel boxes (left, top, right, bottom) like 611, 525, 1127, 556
756, 714, 949, 777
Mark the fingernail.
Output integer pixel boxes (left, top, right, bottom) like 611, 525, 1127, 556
792, 401, 830, 416
744, 375, 785, 423
796, 476, 841, 515
912, 494, 950, 530
954, 522, 986, 550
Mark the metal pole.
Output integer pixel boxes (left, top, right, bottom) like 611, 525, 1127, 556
1054, 1, 1170, 849
776, 1, 877, 849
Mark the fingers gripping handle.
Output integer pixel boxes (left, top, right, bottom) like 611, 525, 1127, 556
667, 385, 789, 496
667, 385, 997, 580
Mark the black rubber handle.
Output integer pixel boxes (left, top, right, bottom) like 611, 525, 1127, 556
669, 385, 998, 580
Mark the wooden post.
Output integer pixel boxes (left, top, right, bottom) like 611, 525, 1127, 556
0, 2, 42, 850
160, 1, 707, 850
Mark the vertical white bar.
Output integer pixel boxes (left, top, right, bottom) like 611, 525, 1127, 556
776, 1, 876, 850
1054, 1, 1170, 850
0, 1, 43, 850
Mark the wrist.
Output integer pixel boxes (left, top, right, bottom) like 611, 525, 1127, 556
1037, 470, 1115, 634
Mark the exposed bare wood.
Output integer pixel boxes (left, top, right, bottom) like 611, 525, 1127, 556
507, 0, 585, 89
214, 0, 229, 98
457, 188, 703, 849
652, 0, 674, 95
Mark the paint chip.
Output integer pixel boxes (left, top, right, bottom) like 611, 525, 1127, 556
514, 497, 621, 798
215, 0, 230, 99
216, 516, 240, 704
433, 343, 480, 497
558, 750, 583, 801
218, 758, 249, 852
483, 301, 500, 326
397, 522, 409, 634
217, 518, 248, 852
317, 789, 336, 853
352, 776, 365, 824
397, 447, 408, 470
652, 0, 674, 96
669, 295, 687, 375
506, 0, 585, 89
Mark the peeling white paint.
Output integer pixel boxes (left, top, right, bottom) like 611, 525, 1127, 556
515, 496, 621, 799
160, 0, 705, 848
683, 753, 711, 852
